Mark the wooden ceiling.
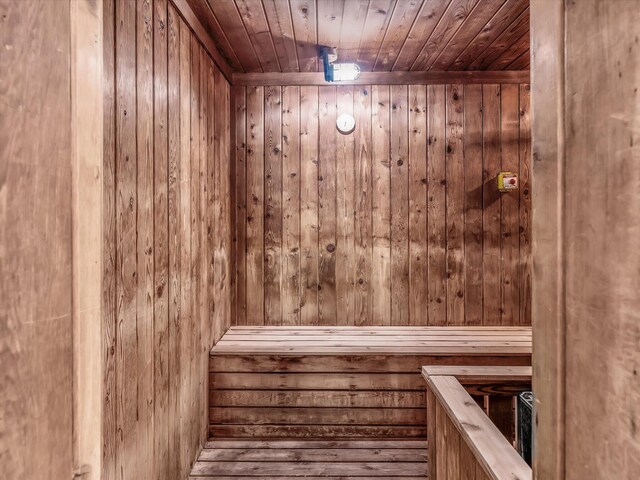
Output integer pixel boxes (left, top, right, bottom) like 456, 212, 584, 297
186, 0, 530, 73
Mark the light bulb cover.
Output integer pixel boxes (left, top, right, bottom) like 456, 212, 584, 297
320, 46, 361, 82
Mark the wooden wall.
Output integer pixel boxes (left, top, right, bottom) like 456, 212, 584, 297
103, 1, 231, 479
1, 1, 74, 478
232, 83, 531, 326
532, 1, 640, 479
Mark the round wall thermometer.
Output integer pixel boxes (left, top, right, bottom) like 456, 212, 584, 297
336, 113, 356, 134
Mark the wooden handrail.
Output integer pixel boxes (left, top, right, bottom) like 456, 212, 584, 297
424, 367, 532, 480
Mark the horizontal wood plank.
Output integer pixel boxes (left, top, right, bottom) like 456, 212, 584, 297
209, 424, 428, 438
198, 448, 428, 462
209, 406, 426, 425
210, 354, 530, 373
210, 390, 425, 408
232, 71, 530, 86
210, 373, 425, 390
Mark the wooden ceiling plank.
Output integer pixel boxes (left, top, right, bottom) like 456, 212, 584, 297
505, 48, 529, 70
317, 0, 345, 50
373, 0, 424, 71
232, 70, 529, 86
262, 0, 300, 72
184, 0, 244, 72
468, 6, 529, 70
488, 31, 529, 70
338, 0, 370, 63
449, 0, 528, 70
410, 0, 481, 72
206, 0, 262, 72
235, 0, 281, 72
391, 0, 451, 71
174, 0, 235, 79
429, 0, 507, 71
289, 0, 318, 72
355, 0, 397, 71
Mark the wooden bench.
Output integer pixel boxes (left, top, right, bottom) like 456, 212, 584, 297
209, 326, 531, 438
423, 366, 532, 480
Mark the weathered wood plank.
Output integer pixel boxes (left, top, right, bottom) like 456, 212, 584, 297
282, 85, 301, 325
427, 85, 447, 326
464, 84, 484, 325
482, 84, 502, 325
500, 84, 520, 326
167, 5, 181, 477
318, 86, 338, 324
446, 84, 465, 325
408, 85, 428, 326
264, 86, 283, 325
299, 86, 320, 325
354, 86, 373, 326
153, 1, 170, 473
245, 86, 265, 322
336, 86, 356, 325
371, 85, 392, 325
115, 0, 139, 476
390, 85, 410, 325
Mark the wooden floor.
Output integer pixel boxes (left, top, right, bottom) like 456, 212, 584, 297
189, 439, 429, 479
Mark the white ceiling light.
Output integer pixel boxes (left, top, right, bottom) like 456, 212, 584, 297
320, 47, 361, 82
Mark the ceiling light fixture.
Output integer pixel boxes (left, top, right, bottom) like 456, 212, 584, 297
320, 47, 361, 82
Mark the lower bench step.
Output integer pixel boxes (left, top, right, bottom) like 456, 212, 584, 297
189, 439, 429, 478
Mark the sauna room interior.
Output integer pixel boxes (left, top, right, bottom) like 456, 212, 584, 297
2, 0, 638, 479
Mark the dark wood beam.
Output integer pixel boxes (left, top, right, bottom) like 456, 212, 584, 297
232, 70, 530, 86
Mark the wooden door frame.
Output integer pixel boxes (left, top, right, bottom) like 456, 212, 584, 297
530, 1, 565, 478
71, 0, 103, 478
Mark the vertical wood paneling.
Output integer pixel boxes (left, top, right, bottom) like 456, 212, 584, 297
482, 84, 502, 325
299, 86, 320, 325
282, 86, 302, 324
136, 0, 154, 475
197, 44, 208, 449
153, 1, 169, 475
518, 84, 531, 327
264, 86, 283, 324
178, 16, 192, 474
446, 84, 465, 325
500, 84, 520, 326
427, 85, 447, 326
408, 85, 428, 325
233, 87, 247, 325
189, 34, 201, 460
103, 4, 232, 477
390, 85, 410, 325
371, 85, 392, 325
464, 84, 484, 325
115, 1, 138, 477
245, 85, 265, 323
103, 0, 117, 477
354, 86, 373, 326
318, 86, 338, 324
336, 86, 356, 325
167, 5, 181, 478
234, 82, 531, 327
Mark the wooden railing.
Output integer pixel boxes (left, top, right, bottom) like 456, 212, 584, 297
423, 366, 532, 480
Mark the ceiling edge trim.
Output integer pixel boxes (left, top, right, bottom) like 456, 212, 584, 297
232, 70, 531, 86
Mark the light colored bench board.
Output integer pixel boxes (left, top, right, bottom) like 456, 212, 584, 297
209, 326, 531, 438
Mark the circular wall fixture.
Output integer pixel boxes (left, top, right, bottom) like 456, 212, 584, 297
336, 113, 356, 134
